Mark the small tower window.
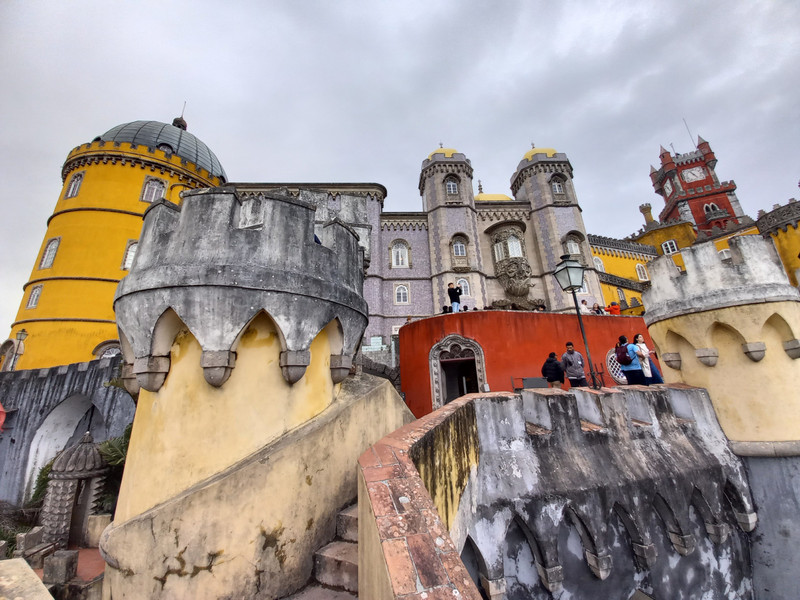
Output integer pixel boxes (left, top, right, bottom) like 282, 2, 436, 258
507, 235, 522, 258
26, 285, 42, 309
617, 287, 626, 303
457, 278, 470, 297
661, 240, 678, 255
635, 263, 649, 281
453, 240, 466, 257
565, 239, 580, 255
391, 241, 409, 268
552, 180, 565, 194
593, 256, 605, 272
65, 172, 84, 198
704, 203, 720, 214
39, 238, 60, 269
445, 178, 458, 195
122, 241, 138, 270
141, 178, 166, 203
394, 284, 409, 304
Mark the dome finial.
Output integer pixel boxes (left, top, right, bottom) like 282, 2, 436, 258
439, 142, 443, 148
478, 180, 484, 194
531, 142, 535, 149
172, 116, 188, 131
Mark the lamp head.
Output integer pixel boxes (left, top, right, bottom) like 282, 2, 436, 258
553, 254, 585, 292
16, 329, 28, 342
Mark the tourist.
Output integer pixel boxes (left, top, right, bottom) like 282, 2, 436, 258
561, 342, 588, 387
447, 282, 462, 313
591, 303, 605, 315
635, 333, 663, 384
606, 302, 621, 315
541, 352, 565, 389
616, 335, 646, 384
580, 299, 591, 314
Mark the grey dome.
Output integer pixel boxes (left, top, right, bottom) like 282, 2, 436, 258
99, 119, 227, 181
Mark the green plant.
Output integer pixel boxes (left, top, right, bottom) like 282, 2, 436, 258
26, 459, 54, 508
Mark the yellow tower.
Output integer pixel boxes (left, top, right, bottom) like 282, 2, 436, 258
1, 118, 226, 371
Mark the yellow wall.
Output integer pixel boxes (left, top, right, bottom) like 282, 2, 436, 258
7, 142, 221, 370
768, 225, 800, 286
591, 246, 651, 314
648, 300, 800, 442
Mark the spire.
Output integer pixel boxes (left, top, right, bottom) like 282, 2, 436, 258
697, 134, 707, 144
478, 180, 484, 194
650, 165, 657, 173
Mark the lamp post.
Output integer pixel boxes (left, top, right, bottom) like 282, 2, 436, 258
11, 329, 28, 371
553, 255, 600, 389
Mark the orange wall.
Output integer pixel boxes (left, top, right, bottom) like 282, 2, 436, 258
399, 310, 656, 417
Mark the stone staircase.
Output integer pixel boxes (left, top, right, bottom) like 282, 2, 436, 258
285, 503, 359, 599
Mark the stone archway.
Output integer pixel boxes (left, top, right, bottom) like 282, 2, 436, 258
24, 394, 107, 501
429, 334, 487, 410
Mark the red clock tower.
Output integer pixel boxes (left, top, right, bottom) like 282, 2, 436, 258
649, 137, 745, 233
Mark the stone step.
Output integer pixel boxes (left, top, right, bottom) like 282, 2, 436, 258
284, 583, 357, 599
313, 540, 358, 593
336, 504, 358, 543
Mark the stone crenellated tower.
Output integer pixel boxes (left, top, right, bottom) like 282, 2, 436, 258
643, 234, 800, 599
510, 148, 602, 312
100, 186, 413, 599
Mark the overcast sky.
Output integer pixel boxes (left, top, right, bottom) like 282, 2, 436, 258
1, 1, 798, 337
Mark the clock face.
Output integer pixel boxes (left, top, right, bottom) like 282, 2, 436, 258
682, 166, 706, 183
663, 179, 673, 196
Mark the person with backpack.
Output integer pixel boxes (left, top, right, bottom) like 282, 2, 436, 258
541, 352, 565, 389
616, 335, 646, 385
561, 342, 588, 387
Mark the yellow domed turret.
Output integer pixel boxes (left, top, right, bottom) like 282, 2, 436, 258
427, 147, 460, 160
1, 118, 226, 371
522, 147, 558, 161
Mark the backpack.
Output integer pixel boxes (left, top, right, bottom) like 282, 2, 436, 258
615, 344, 633, 366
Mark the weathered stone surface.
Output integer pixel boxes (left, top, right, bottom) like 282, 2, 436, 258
314, 541, 358, 592
0, 558, 54, 599
42, 550, 78, 584
336, 504, 358, 543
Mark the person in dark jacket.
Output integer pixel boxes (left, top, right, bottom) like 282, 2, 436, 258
541, 352, 565, 389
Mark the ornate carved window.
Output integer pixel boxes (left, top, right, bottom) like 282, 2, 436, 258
490, 225, 532, 299
141, 177, 167, 204
39, 238, 60, 269
661, 239, 678, 255
593, 256, 605, 272
451, 235, 469, 271
65, 172, 84, 198
635, 263, 649, 281
122, 241, 138, 270
26, 285, 42, 309
391, 240, 410, 268
394, 284, 409, 304
428, 334, 487, 410
457, 278, 470, 297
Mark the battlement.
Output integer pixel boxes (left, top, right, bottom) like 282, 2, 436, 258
62, 140, 224, 186
643, 235, 800, 325
114, 186, 369, 392
756, 197, 800, 235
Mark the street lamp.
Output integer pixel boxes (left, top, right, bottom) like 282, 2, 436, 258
553, 255, 600, 389
11, 329, 28, 371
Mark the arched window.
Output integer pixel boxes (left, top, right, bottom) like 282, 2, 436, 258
493, 241, 506, 262
122, 242, 138, 270
704, 203, 720, 214
635, 263, 649, 281
506, 235, 522, 258
395, 285, 409, 304
39, 238, 60, 269
593, 256, 605, 272
26, 285, 42, 309
93, 340, 122, 359
565, 239, 580, 255
142, 178, 166, 203
617, 287, 626, 303
65, 172, 83, 198
661, 239, 678, 255
391, 241, 409, 268
445, 178, 458, 195
718, 248, 732, 260
452, 240, 466, 257
552, 180, 565, 194
457, 278, 470, 297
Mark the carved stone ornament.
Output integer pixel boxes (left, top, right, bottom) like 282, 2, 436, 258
496, 257, 532, 298
783, 338, 800, 359
661, 352, 682, 370
741, 342, 766, 362
695, 348, 718, 367
429, 334, 487, 410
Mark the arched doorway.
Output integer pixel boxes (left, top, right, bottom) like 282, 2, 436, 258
429, 334, 487, 409
24, 394, 107, 501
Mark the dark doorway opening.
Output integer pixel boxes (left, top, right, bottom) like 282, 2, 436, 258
441, 356, 478, 403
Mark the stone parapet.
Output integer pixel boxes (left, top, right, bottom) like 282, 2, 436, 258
114, 186, 369, 392
756, 198, 800, 235
643, 235, 800, 326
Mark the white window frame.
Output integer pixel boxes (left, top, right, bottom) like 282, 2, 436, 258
141, 177, 167, 204
552, 180, 565, 194
718, 248, 732, 260
452, 240, 466, 257
566, 239, 580, 255
457, 278, 471, 297
662, 239, 678, 255
635, 263, 649, 281
445, 179, 458, 195
122, 241, 138, 270
617, 287, 626, 303
593, 256, 605, 272
26, 285, 42, 309
704, 203, 720, 214
394, 284, 409, 305
391, 241, 409, 268
507, 235, 522, 258
39, 238, 60, 269
493, 241, 506, 262
65, 172, 84, 198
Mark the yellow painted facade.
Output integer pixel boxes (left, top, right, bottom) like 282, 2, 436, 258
6, 134, 223, 371
590, 242, 655, 315
768, 224, 800, 286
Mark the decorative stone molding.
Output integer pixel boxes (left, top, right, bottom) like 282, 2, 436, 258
428, 334, 486, 410
477, 209, 531, 222
597, 272, 650, 293
495, 257, 532, 298
661, 353, 682, 370
588, 234, 658, 257
783, 338, 800, 359
114, 187, 369, 390
741, 342, 766, 362
695, 348, 718, 367
756, 199, 800, 235
329, 354, 352, 383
